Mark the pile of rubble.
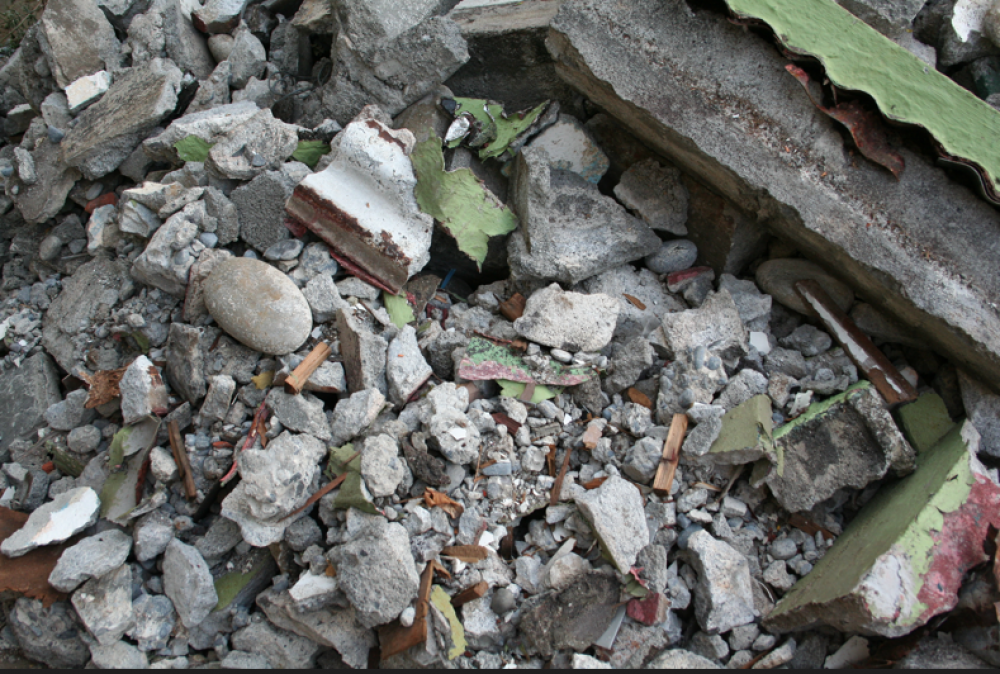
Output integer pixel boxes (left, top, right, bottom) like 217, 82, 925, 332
1, 0, 1000, 669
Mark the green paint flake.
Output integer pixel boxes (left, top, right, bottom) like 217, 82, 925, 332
896, 392, 954, 455
769, 423, 976, 629
451, 98, 549, 160
174, 135, 214, 163
725, 0, 1000, 197
498, 379, 561, 403
430, 585, 466, 660
326, 444, 378, 515
625, 578, 650, 598
460, 336, 592, 385
383, 291, 415, 328
291, 140, 330, 169
411, 137, 518, 268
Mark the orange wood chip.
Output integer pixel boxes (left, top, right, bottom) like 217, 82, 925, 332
626, 387, 653, 409
441, 545, 489, 562
623, 294, 647, 310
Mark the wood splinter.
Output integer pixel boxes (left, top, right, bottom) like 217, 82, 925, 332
284, 342, 332, 395
168, 420, 198, 500
652, 413, 688, 498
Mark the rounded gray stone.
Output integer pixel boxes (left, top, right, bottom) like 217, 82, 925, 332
646, 239, 698, 274
203, 257, 312, 355
755, 259, 853, 316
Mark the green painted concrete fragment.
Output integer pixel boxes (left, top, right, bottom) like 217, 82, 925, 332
708, 394, 773, 461
725, 0, 1000, 197
383, 291, 415, 328
174, 135, 214, 163
498, 379, 561, 403
767, 422, 975, 632
430, 585, 466, 660
896, 392, 954, 455
326, 444, 378, 515
411, 137, 518, 268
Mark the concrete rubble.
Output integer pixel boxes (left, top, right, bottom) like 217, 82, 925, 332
0, 0, 998, 668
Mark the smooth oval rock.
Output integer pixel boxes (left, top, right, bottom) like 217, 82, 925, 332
755, 258, 853, 316
204, 257, 312, 355
646, 239, 698, 275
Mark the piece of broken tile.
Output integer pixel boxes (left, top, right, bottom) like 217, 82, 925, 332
765, 421, 1000, 637
457, 336, 592, 386
758, 380, 915, 513
285, 107, 433, 294
0, 487, 100, 558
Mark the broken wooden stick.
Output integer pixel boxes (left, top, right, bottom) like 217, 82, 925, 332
652, 413, 688, 498
284, 342, 332, 394
167, 420, 197, 500
793, 279, 918, 407
451, 580, 489, 607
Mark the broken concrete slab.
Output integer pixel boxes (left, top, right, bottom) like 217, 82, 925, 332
60, 58, 183, 180
658, 289, 748, 363
336, 307, 388, 395
958, 369, 1000, 459
327, 518, 420, 629
760, 381, 916, 513
0, 352, 61, 453
330, 388, 386, 447
614, 158, 689, 235
0, 487, 100, 558
574, 475, 648, 572
527, 113, 608, 184
220, 431, 327, 546
766, 421, 1000, 637
203, 257, 313, 356
547, 0, 1000, 392
49, 530, 132, 593
578, 265, 685, 343
360, 434, 407, 498
513, 283, 619, 352
193, 0, 249, 33
71, 563, 134, 646
230, 169, 298, 252
266, 389, 332, 441
163, 538, 218, 629
205, 108, 299, 181
285, 110, 433, 294
119, 355, 169, 425
508, 145, 661, 284
318, 15, 469, 125
519, 573, 620, 657
8, 131, 82, 225
38, 0, 120, 89
387, 326, 433, 405
256, 585, 375, 669
142, 100, 259, 163
42, 254, 129, 374
682, 530, 757, 635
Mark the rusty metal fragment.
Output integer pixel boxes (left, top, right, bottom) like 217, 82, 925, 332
786, 65, 904, 179
794, 279, 917, 406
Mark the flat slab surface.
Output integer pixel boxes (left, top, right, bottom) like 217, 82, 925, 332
548, 0, 1000, 387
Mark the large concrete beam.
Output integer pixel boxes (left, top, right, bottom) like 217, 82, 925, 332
547, 0, 1000, 390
